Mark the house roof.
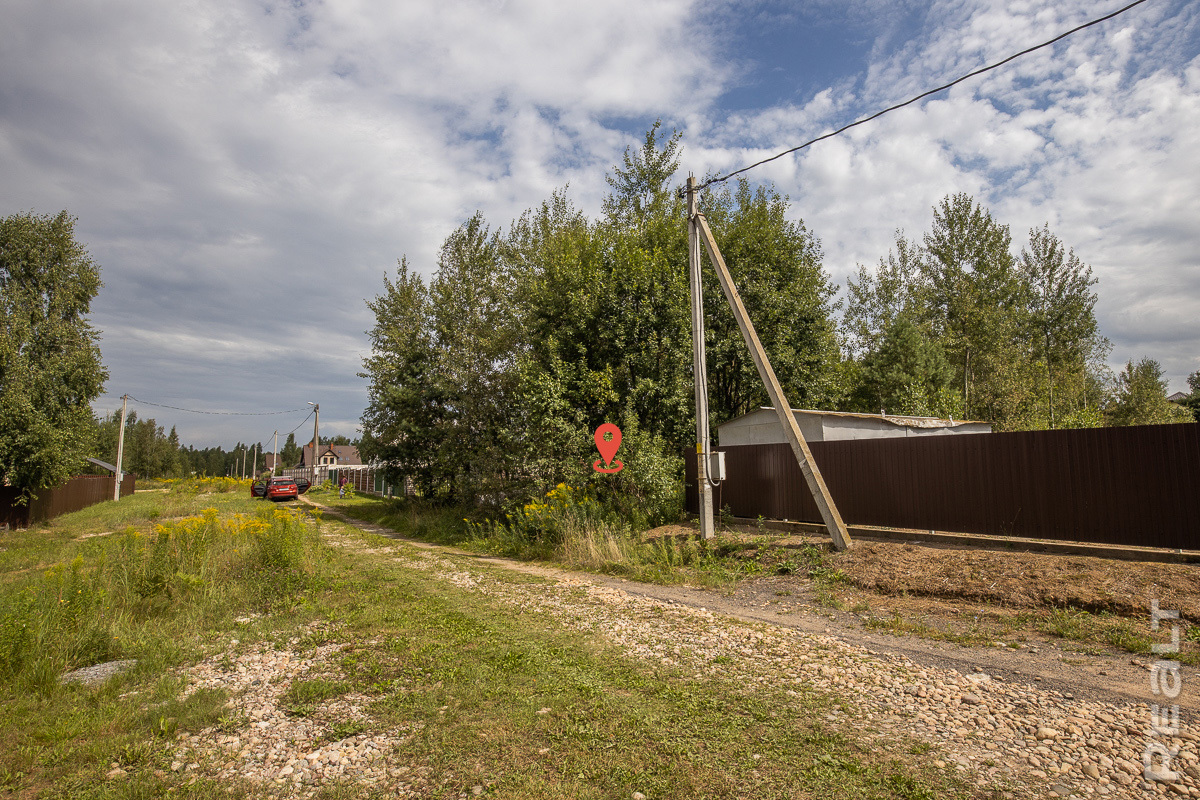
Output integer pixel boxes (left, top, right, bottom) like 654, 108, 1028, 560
717, 406, 990, 429
297, 443, 362, 466
1168, 391, 1190, 403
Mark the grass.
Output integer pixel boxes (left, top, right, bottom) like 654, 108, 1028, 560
321, 493, 1200, 668
0, 490, 997, 799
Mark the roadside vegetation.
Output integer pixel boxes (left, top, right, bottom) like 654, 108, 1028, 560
0, 490, 984, 799
314, 487, 1199, 668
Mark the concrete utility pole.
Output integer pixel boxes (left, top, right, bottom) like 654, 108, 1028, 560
309, 402, 319, 486
693, 212, 852, 551
272, 431, 279, 477
113, 394, 128, 501
686, 177, 716, 540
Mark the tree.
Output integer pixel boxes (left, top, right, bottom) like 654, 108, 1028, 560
0, 211, 107, 499
358, 258, 448, 497
701, 179, 844, 419
280, 432, 300, 468
921, 193, 1025, 421
856, 317, 961, 418
843, 231, 925, 359
1184, 370, 1200, 423
1107, 358, 1193, 426
1018, 224, 1105, 428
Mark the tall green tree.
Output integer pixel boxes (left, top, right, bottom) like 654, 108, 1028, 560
855, 317, 961, 418
0, 211, 107, 499
280, 432, 300, 468
428, 214, 521, 503
1184, 370, 1200, 423
359, 125, 847, 519
921, 193, 1026, 421
843, 231, 925, 359
1107, 358, 1194, 426
358, 258, 448, 497
700, 179, 844, 419
840, 197, 1110, 431
1018, 224, 1107, 428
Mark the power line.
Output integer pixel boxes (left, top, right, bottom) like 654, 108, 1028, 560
126, 395, 311, 416
694, 0, 1153, 192
282, 409, 315, 437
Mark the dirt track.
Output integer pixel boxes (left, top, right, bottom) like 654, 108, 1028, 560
304, 499, 1197, 717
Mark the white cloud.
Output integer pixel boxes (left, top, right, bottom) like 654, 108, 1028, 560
683, 0, 1200, 390
3, 0, 1198, 450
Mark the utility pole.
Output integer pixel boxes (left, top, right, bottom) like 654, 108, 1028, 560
693, 212, 851, 551
272, 431, 279, 477
686, 176, 716, 540
309, 402, 319, 486
113, 394, 128, 501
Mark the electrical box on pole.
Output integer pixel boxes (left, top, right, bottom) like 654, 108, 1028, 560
686, 176, 716, 540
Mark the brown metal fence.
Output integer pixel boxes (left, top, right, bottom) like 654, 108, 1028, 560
686, 423, 1200, 550
0, 474, 136, 529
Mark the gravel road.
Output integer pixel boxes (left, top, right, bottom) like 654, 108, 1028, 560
166, 504, 1197, 799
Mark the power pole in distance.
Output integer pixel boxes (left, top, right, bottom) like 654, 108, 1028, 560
686, 176, 716, 540
309, 402, 319, 486
113, 394, 128, 501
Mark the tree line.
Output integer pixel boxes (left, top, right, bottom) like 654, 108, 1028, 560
89, 415, 358, 481
359, 125, 1197, 518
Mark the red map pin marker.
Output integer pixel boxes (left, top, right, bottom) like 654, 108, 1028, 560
593, 423, 623, 473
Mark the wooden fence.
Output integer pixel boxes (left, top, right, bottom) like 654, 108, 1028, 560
0, 474, 136, 529
686, 422, 1200, 550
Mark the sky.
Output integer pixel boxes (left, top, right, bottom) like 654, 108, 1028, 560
2, 0, 1198, 449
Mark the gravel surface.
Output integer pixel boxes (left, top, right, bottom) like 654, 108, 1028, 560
166, 517, 1197, 799
60, 659, 137, 687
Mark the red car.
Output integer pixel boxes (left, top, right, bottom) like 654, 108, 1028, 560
251, 476, 310, 501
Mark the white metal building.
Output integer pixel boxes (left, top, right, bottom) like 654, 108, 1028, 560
716, 407, 992, 446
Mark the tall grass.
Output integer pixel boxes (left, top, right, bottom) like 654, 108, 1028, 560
163, 476, 250, 494
462, 484, 753, 585
0, 504, 316, 691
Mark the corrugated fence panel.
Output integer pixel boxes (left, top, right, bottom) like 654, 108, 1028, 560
0, 474, 135, 529
686, 423, 1200, 549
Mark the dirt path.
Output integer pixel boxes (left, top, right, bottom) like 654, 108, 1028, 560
302, 499, 1193, 716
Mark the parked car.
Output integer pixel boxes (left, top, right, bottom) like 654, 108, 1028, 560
251, 476, 311, 501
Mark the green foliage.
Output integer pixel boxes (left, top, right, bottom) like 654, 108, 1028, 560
1106, 358, 1194, 426
94, 410, 186, 479
0, 211, 108, 499
0, 504, 315, 689
840, 200, 1111, 430
700, 179, 844, 416
360, 124, 843, 523
854, 317, 961, 417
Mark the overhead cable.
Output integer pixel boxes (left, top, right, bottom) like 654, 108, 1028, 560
126, 395, 311, 416
693, 0, 1153, 192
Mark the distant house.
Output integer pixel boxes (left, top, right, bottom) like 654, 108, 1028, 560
1167, 391, 1190, 404
296, 443, 362, 469
716, 407, 991, 447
